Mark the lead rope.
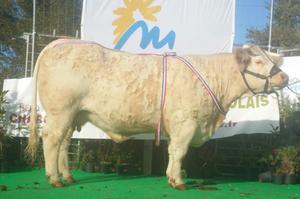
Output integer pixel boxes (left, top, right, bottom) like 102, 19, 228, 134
154, 52, 225, 146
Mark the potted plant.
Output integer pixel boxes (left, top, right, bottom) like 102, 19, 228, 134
260, 148, 284, 184
278, 146, 300, 184
116, 152, 133, 175
272, 164, 285, 185
98, 140, 114, 174
116, 141, 142, 175
261, 146, 300, 184
269, 149, 285, 184
0, 130, 10, 173
80, 149, 95, 172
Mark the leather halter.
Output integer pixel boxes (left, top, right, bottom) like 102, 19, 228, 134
240, 48, 282, 95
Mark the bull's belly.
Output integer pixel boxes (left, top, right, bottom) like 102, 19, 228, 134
83, 110, 157, 137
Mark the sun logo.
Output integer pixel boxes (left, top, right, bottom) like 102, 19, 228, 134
112, 0, 176, 50
112, 0, 161, 45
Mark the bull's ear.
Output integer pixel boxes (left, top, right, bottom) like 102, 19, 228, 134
234, 48, 251, 72
272, 55, 283, 66
268, 52, 284, 66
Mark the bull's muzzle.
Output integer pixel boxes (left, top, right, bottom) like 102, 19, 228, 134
271, 71, 289, 89
280, 72, 289, 86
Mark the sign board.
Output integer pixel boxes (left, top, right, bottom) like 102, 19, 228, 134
280, 56, 300, 103
213, 94, 279, 138
81, 0, 235, 54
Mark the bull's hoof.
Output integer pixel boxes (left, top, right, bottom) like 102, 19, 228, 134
64, 176, 76, 183
168, 177, 175, 187
51, 181, 65, 188
181, 170, 187, 178
175, 184, 187, 190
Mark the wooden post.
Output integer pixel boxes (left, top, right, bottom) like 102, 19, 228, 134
143, 140, 153, 175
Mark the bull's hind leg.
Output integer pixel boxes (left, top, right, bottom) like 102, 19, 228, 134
166, 118, 196, 190
43, 114, 73, 187
58, 127, 76, 183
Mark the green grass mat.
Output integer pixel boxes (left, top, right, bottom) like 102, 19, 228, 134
1, 169, 300, 199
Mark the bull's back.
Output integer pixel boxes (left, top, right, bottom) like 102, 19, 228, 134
37, 40, 162, 132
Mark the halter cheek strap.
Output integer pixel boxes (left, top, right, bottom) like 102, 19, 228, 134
241, 67, 270, 94
241, 64, 282, 95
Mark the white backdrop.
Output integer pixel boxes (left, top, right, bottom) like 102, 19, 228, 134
280, 56, 300, 102
81, 0, 235, 54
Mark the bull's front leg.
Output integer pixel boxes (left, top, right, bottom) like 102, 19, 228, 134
166, 119, 196, 190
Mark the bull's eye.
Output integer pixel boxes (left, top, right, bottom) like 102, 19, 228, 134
270, 66, 282, 77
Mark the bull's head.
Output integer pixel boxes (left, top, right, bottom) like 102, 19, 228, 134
235, 45, 289, 94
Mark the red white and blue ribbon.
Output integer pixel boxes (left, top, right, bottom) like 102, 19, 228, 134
155, 53, 175, 146
140, 52, 225, 146
175, 56, 226, 115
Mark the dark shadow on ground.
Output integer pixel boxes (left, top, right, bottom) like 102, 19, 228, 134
184, 177, 257, 190
67, 174, 148, 187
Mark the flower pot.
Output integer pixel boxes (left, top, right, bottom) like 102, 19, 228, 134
117, 163, 130, 175
0, 161, 9, 173
131, 165, 142, 175
272, 174, 284, 184
85, 162, 95, 172
246, 169, 260, 180
284, 174, 298, 185
94, 164, 101, 172
11, 160, 26, 172
258, 171, 272, 183
101, 162, 113, 174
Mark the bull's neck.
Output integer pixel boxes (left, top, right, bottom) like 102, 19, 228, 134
201, 54, 251, 113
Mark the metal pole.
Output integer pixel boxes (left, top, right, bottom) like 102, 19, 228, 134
24, 35, 29, 78
268, 0, 274, 52
77, 140, 81, 165
31, 0, 36, 77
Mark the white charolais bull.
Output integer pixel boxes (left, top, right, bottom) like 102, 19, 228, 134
26, 39, 288, 189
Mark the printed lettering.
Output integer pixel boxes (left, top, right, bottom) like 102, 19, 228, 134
260, 95, 269, 106
230, 96, 270, 109
246, 97, 255, 108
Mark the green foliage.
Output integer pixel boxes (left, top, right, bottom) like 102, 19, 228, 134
82, 149, 95, 162
0, 0, 82, 88
280, 96, 300, 133
279, 146, 300, 175
0, 90, 8, 122
96, 141, 118, 163
261, 145, 300, 175
247, 0, 300, 49
0, 90, 10, 159
0, 0, 30, 87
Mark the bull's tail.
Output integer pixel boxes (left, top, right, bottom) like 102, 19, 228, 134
25, 39, 76, 162
25, 51, 43, 162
